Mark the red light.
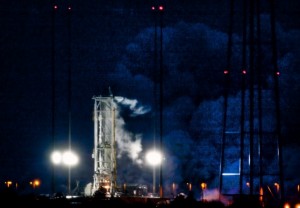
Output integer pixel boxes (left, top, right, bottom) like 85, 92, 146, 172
224, 70, 229, 75
53, 5, 58, 10
151, 6, 155, 10
242, 70, 247, 74
276, 71, 280, 76
159, 5, 164, 11
68, 6, 71, 11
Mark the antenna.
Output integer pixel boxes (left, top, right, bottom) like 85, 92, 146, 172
109, 86, 113, 97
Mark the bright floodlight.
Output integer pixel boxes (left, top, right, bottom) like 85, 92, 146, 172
51, 151, 63, 165
62, 151, 79, 166
146, 150, 162, 166
51, 150, 79, 166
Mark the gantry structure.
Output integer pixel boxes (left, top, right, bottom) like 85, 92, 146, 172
92, 95, 117, 195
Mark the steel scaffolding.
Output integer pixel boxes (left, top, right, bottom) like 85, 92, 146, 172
92, 95, 117, 195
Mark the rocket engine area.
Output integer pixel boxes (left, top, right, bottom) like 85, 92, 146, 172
91, 95, 117, 196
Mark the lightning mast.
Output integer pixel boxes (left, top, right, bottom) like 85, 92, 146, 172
92, 94, 117, 195
219, 0, 284, 205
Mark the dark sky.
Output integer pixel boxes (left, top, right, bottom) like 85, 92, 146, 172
0, 0, 300, 198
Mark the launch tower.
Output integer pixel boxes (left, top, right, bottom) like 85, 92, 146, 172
91, 95, 117, 195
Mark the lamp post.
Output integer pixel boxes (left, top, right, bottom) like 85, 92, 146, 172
201, 182, 207, 201
30, 179, 41, 189
274, 182, 280, 193
51, 150, 79, 195
146, 149, 162, 196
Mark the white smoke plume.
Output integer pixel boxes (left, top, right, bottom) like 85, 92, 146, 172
114, 96, 151, 117
113, 96, 150, 164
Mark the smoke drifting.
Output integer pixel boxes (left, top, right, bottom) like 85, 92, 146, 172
114, 96, 151, 117
110, 16, 300, 194
114, 96, 151, 165
203, 189, 231, 205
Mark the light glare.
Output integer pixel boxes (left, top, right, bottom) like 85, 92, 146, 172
51, 151, 62, 165
51, 150, 79, 166
284, 203, 290, 208
146, 150, 162, 166
62, 151, 79, 166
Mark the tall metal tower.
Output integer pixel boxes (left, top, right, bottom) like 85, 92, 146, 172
92, 94, 117, 195
219, 0, 284, 205
151, 3, 165, 198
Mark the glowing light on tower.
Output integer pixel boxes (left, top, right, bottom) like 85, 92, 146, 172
51, 150, 79, 166
146, 149, 163, 194
146, 150, 162, 166
50, 150, 79, 195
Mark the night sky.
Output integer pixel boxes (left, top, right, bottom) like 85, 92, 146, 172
0, 0, 300, 198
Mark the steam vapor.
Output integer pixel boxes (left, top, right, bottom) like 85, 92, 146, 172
113, 96, 150, 165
